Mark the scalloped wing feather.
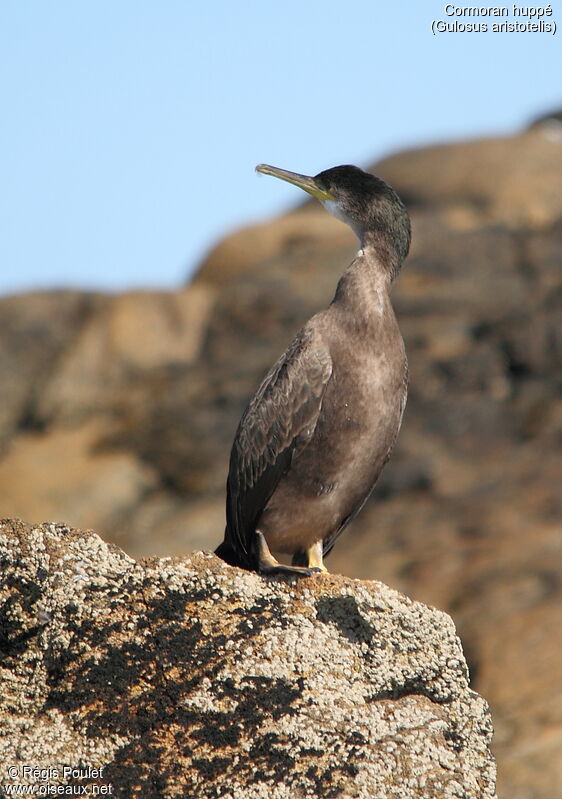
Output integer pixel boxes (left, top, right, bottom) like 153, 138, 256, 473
225, 328, 332, 563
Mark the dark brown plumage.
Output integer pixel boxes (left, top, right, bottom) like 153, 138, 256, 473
215, 164, 411, 576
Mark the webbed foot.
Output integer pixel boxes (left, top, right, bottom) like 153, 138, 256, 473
256, 532, 321, 578
292, 540, 329, 573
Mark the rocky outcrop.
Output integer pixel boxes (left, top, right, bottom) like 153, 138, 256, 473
0, 124, 561, 797
374, 128, 562, 227
0, 287, 217, 545
0, 519, 496, 798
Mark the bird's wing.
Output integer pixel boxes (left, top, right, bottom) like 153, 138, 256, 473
226, 327, 333, 562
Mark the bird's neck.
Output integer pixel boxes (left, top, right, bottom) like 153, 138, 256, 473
331, 246, 397, 326
360, 231, 403, 280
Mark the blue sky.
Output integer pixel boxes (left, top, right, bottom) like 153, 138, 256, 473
1, 1, 561, 296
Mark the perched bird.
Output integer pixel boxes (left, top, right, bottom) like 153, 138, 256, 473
215, 163, 411, 576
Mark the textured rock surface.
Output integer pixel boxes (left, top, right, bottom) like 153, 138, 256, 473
374, 128, 562, 227
0, 519, 496, 799
0, 124, 561, 797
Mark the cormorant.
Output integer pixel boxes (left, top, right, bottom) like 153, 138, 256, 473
215, 163, 411, 576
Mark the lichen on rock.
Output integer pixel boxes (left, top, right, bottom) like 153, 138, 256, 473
0, 518, 496, 798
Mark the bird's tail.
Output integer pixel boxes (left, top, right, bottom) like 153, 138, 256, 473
214, 535, 249, 569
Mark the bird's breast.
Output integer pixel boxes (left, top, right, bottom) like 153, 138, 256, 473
259, 301, 407, 554
292, 315, 407, 498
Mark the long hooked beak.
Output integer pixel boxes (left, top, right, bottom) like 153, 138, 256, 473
256, 163, 335, 201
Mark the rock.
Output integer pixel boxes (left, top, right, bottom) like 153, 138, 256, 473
36, 287, 215, 427
0, 421, 158, 532
374, 130, 562, 228
196, 209, 355, 287
0, 291, 90, 444
0, 286, 217, 533
527, 108, 562, 143
0, 519, 496, 799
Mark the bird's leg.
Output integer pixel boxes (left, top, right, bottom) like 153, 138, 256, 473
307, 540, 329, 572
292, 540, 329, 573
256, 531, 321, 577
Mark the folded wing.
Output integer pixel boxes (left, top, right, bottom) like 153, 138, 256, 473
225, 327, 333, 565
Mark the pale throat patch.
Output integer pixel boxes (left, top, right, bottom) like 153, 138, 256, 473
322, 199, 362, 242
322, 199, 351, 225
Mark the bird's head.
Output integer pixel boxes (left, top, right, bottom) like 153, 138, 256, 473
256, 163, 411, 268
